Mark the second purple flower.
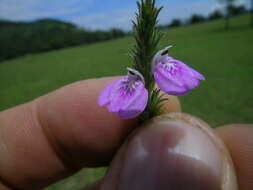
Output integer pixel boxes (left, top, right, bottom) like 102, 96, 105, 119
152, 47, 205, 96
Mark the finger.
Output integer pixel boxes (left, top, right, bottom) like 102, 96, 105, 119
99, 113, 238, 190
155, 84, 182, 114
161, 94, 181, 114
216, 124, 253, 190
0, 77, 181, 190
0, 77, 136, 190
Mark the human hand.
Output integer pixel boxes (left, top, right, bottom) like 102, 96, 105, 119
0, 77, 251, 190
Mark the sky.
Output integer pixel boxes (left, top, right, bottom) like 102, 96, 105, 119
0, 0, 249, 31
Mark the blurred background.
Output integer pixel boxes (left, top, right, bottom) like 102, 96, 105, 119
0, 0, 253, 189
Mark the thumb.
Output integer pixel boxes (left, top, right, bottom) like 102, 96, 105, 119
99, 113, 238, 190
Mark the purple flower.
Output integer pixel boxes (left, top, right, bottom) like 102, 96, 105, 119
98, 68, 148, 119
152, 46, 205, 96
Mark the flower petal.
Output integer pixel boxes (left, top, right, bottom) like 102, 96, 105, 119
98, 78, 122, 107
154, 55, 205, 96
174, 61, 204, 89
182, 71, 201, 89
177, 61, 205, 80
118, 84, 148, 119
108, 81, 148, 117
154, 69, 188, 96
156, 62, 183, 86
108, 87, 132, 113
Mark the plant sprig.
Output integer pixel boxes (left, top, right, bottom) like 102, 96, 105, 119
99, 0, 205, 122
131, 0, 167, 123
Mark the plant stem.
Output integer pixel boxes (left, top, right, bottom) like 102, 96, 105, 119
132, 0, 165, 123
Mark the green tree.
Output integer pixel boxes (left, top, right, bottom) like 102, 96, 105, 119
189, 14, 206, 24
217, 0, 237, 29
169, 19, 182, 27
0, 19, 126, 62
227, 5, 245, 16
208, 9, 223, 20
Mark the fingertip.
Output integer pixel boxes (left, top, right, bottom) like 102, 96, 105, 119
161, 94, 181, 114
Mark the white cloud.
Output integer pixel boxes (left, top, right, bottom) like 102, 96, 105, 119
0, 0, 92, 21
1, 0, 250, 30
71, 1, 216, 30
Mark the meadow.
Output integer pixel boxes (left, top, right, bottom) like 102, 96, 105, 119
0, 15, 252, 189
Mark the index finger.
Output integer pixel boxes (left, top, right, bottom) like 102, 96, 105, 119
0, 77, 137, 190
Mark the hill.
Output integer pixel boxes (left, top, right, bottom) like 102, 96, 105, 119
0, 15, 252, 189
0, 19, 126, 61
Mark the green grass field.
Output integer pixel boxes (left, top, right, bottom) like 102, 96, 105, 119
0, 15, 252, 189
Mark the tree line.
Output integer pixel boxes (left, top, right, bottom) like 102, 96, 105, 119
167, 3, 252, 29
0, 19, 127, 62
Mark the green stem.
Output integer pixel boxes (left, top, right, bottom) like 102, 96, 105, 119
132, 0, 166, 123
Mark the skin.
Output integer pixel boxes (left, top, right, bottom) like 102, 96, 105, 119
0, 77, 252, 190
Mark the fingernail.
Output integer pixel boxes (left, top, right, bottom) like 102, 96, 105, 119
100, 113, 238, 190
